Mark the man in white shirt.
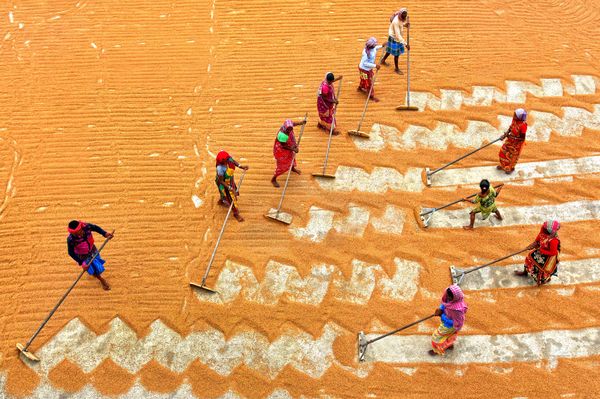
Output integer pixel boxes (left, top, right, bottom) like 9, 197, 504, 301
381, 8, 410, 74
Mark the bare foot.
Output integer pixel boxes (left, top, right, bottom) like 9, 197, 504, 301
271, 179, 280, 188
357, 86, 364, 92
292, 167, 301, 175
100, 280, 111, 291
494, 214, 503, 220
505, 169, 514, 175
462, 225, 474, 230
332, 129, 341, 136
394, 68, 403, 75
496, 165, 503, 170
381, 60, 388, 66
514, 270, 527, 276
447, 345, 454, 350
234, 213, 245, 222
317, 123, 328, 131
370, 96, 380, 102
219, 199, 230, 208
428, 349, 437, 356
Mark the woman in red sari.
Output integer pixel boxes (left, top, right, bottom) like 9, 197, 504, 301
317, 72, 342, 135
515, 219, 560, 285
271, 118, 306, 187
498, 108, 527, 174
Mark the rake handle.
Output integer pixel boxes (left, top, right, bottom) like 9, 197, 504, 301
428, 137, 503, 177
22, 232, 115, 351
367, 314, 435, 345
420, 184, 504, 217
461, 247, 530, 276
201, 170, 247, 285
322, 79, 343, 174
274, 114, 308, 216
405, 16, 412, 107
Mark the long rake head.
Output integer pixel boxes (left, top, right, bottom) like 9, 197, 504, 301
347, 130, 370, 138
450, 266, 465, 285
264, 208, 293, 225
418, 207, 436, 228
423, 167, 432, 186
189, 281, 218, 294
16, 343, 40, 362
358, 331, 369, 362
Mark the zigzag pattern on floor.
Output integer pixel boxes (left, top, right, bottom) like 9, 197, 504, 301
456, 258, 600, 291
290, 204, 404, 242
407, 74, 599, 111
424, 199, 600, 229
27, 318, 345, 379
315, 156, 600, 193
352, 102, 600, 152
193, 258, 421, 305
0, 375, 330, 399
363, 327, 600, 366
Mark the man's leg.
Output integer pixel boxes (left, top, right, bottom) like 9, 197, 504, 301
463, 212, 476, 230
95, 274, 110, 291
394, 56, 402, 74
381, 52, 390, 65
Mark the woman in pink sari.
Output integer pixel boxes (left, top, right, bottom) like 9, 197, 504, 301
271, 118, 306, 187
430, 284, 468, 356
317, 72, 343, 135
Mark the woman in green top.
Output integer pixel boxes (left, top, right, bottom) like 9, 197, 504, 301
271, 119, 306, 187
463, 179, 503, 230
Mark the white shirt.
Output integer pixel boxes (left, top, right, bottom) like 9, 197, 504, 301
388, 15, 407, 44
359, 45, 383, 71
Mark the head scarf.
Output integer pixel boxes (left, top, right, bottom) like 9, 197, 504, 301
216, 150, 230, 166
543, 219, 560, 236
515, 108, 527, 121
365, 37, 378, 50
325, 72, 335, 82
442, 284, 468, 312
391, 8, 408, 22
282, 119, 294, 132
68, 221, 84, 234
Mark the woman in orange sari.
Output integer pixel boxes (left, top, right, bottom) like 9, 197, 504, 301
515, 219, 560, 285
498, 108, 527, 174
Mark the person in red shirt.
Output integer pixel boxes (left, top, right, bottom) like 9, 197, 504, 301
515, 220, 561, 285
498, 108, 527, 174
67, 220, 114, 290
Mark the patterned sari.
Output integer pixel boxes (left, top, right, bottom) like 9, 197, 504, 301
273, 129, 297, 178
431, 285, 467, 355
359, 68, 374, 93
215, 165, 238, 209
499, 118, 527, 172
431, 325, 458, 355
524, 227, 560, 285
317, 80, 336, 129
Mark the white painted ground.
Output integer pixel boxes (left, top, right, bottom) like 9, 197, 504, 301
363, 327, 600, 366
193, 258, 421, 305
429, 155, 600, 187
27, 319, 344, 379
317, 156, 600, 193
0, 375, 322, 399
424, 199, 600, 229
407, 75, 598, 111
353, 103, 600, 152
456, 258, 600, 291
290, 204, 405, 242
